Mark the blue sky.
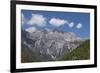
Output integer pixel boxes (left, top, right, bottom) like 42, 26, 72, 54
21, 10, 90, 38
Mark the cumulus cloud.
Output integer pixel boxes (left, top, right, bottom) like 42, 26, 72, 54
27, 14, 46, 27
25, 27, 37, 33
68, 22, 74, 28
49, 18, 67, 27
44, 28, 51, 32
76, 23, 82, 29
22, 13, 82, 30
21, 13, 25, 25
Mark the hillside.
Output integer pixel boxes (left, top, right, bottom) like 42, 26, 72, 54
21, 29, 87, 63
61, 40, 90, 60
21, 43, 40, 63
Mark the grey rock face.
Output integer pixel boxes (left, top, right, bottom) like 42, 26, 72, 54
21, 29, 84, 61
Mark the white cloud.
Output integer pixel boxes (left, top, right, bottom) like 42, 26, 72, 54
76, 23, 82, 29
68, 22, 74, 28
49, 18, 67, 27
27, 14, 46, 27
44, 28, 51, 32
25, 27, 37, 33
21, 13, 25, 25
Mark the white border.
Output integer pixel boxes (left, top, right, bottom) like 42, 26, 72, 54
16, 4, 94, 69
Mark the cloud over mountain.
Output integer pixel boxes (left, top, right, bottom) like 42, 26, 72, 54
27, 14, 46, 27
49, 18, 68, 27
25, 27, 37, 33
22, 13, 83, 30
21, 13, 25, 25
68, 22, 74, 28
76, 23, 82, 29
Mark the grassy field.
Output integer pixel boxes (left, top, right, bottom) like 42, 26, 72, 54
62, 40, 90, 60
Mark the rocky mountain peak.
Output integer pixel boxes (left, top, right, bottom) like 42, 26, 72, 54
22, 29, 84, 61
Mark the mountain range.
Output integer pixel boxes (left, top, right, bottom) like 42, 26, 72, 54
21, 28, 87, 62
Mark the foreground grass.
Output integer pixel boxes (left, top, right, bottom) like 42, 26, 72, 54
21, 47, 35, 63
62, 40, 90, 60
